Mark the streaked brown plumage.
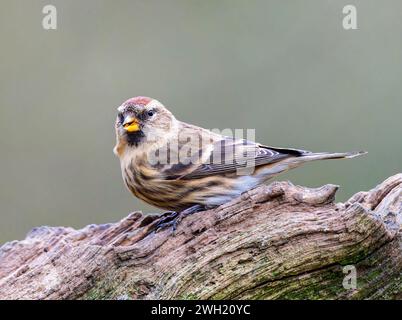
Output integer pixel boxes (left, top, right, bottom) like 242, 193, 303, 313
114, 96, 366, 213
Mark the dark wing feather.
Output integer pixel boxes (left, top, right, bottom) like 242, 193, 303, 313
168, 137, 308, 180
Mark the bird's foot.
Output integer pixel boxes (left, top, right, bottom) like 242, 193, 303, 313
155, 204, 206, 233
154, 211, 180, 231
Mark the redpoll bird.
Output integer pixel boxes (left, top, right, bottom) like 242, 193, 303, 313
114, 96, 366, 227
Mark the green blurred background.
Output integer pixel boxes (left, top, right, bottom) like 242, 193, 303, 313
0, 0, 401, 243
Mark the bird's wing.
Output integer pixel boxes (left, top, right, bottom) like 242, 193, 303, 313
162, 136, 308, 180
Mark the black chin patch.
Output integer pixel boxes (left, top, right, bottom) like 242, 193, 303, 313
126, 130, 145, 147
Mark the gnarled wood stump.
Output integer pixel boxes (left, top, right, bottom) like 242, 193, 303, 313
0, 174, 401, 300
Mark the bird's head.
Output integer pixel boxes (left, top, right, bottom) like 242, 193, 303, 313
114, 96, 177, 155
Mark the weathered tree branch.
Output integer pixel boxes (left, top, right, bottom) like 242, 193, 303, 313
0, 174, 401, 300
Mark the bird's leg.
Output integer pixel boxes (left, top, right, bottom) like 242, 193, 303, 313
155, 204, 206, 232
154, 210, 179, 227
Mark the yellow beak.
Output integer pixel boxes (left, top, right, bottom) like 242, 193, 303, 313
123, 116, 140, 132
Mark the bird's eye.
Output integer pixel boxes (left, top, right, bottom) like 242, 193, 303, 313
147, 110, 155, 117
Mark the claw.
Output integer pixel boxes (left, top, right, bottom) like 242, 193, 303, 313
155, 211, 179, 232
154, 204, 206, 233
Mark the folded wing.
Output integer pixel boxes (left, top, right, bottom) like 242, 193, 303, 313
162, 136, 309, 180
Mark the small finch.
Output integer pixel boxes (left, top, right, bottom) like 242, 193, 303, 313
114, 96, 366, 227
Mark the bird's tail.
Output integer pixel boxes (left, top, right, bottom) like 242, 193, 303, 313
256, 150, 367, 181
274, 150, 367, 172
298, 150, 367, 162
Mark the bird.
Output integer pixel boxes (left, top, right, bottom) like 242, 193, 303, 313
114, 96, 366, 229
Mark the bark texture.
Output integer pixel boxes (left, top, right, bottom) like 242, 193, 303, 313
0, 174, 401, 300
